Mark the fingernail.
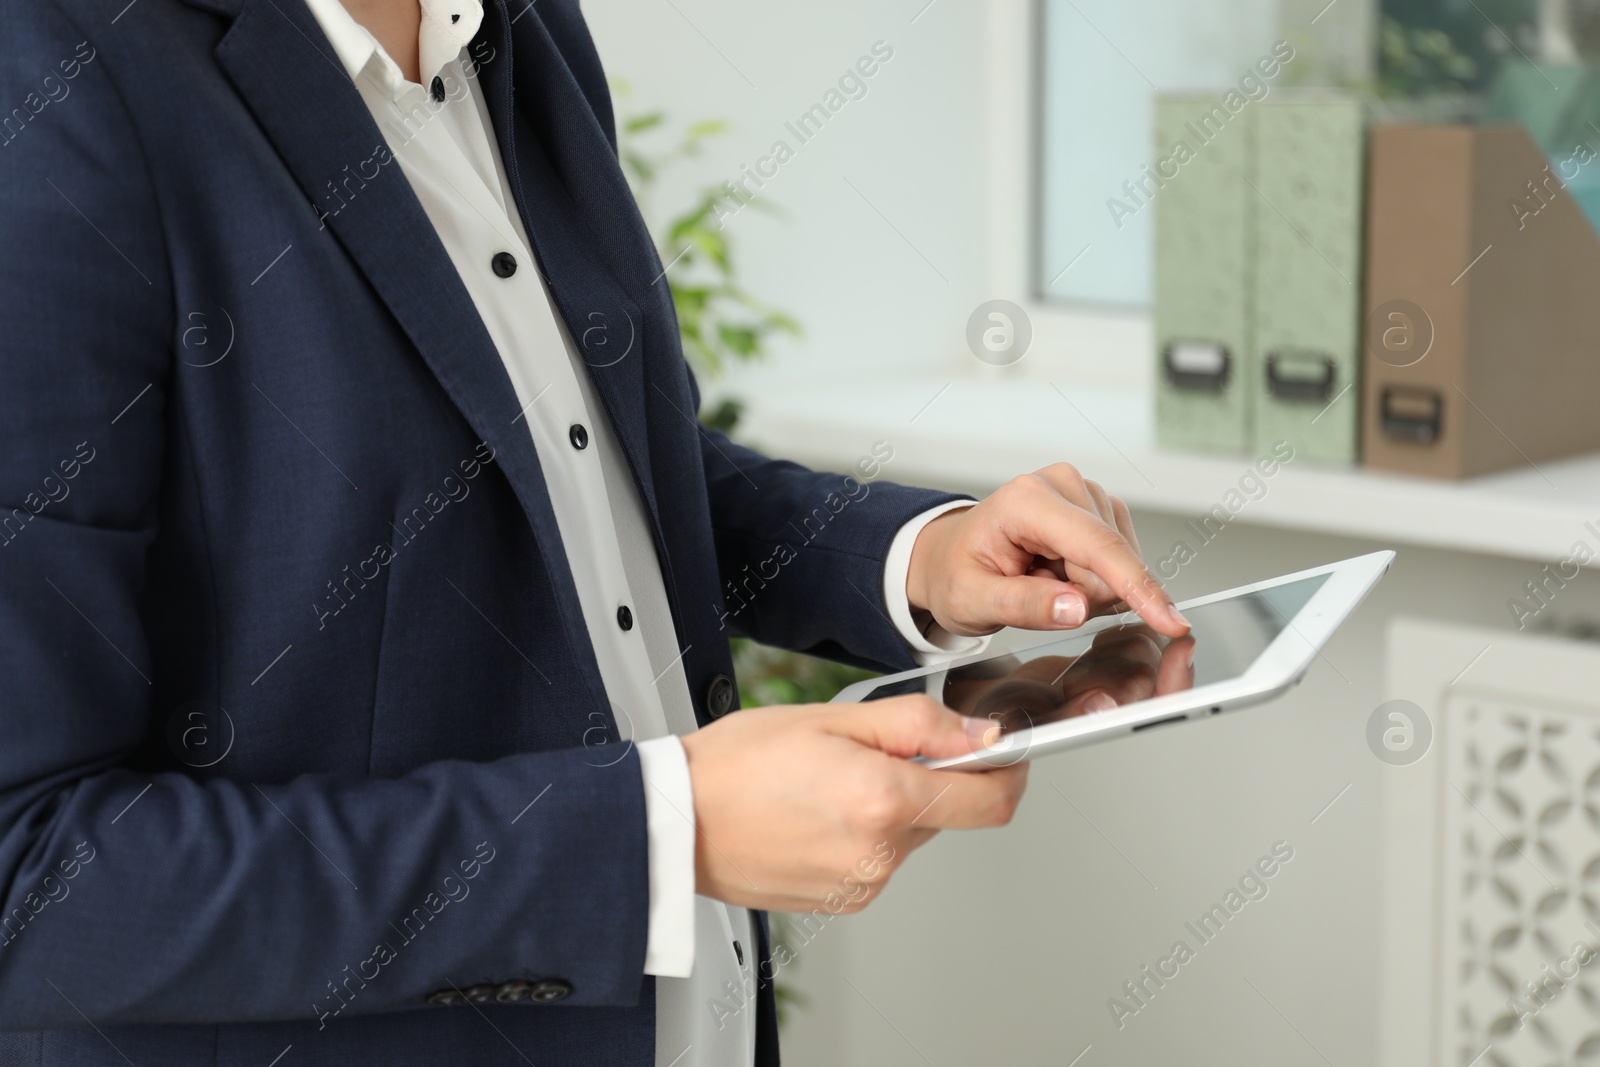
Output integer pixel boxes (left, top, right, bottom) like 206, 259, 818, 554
1052, 593, 1086, 626
963, 716, 1003, 749
1083, 692, 1117, 714
1168, 603, 1191, 629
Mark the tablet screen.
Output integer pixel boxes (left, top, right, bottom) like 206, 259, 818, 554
857, 574, 1330, 735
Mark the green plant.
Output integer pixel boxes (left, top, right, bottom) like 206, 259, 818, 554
612, 87, 874, 710
730, 638, 878, 708
1376, 15, 1478, 97
1375, 0, 1541, 98
612, 81, 799, 419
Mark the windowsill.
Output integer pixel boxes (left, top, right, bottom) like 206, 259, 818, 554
735, 371, 1600, 568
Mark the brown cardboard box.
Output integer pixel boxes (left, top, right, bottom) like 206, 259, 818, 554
1362, 123, 1600, 478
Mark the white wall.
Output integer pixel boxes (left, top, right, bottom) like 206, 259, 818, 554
582, 0, 992, 395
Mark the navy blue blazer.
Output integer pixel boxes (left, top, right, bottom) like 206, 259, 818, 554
0, 1, 963, 1063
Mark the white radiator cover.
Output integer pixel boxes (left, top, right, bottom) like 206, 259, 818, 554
1382, 620, 1600, 1067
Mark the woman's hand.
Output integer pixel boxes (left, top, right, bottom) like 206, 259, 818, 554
679, 695, 1028, 913
906, 463, 1190, 639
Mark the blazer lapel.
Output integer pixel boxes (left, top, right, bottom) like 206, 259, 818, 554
209, 0, 543, 525
206, 0, 608, 704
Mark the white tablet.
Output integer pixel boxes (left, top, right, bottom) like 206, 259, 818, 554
833, 551, 1394, 770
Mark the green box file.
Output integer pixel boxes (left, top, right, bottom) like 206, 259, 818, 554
1153, 95, 1257, 454
1250, 93, 1365, 463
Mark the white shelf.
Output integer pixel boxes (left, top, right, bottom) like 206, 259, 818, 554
735, 372, 1600, 568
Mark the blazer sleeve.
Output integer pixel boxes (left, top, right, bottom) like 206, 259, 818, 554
689, 379, 971, 674
0, 0, 649, 1029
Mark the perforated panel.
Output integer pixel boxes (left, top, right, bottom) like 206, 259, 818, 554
1437, 691, 1600, 1067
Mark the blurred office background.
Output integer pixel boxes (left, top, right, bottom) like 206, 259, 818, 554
584, 2, 1600, 1064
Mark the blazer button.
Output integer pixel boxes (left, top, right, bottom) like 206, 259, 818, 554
425, 989, 466, 1007
430, 75, 446, 102
465, 984, 498, 1005
616, 605, 633, 631
495, 980, 533, 1003
706, 673, 736, 719
528, 978, 572, 1003
569, 423, 589, 450
492, 252, 518, 278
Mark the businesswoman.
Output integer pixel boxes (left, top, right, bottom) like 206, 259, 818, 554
0, 1, 1185, 1063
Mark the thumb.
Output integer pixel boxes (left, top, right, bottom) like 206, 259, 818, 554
962, 571, 1091, 631
827, 695, 996, 761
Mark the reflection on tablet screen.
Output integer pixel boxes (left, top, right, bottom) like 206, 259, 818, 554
858, 575, 1329, 738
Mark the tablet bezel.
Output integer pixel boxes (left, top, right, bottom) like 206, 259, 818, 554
832, 550, 1395, 770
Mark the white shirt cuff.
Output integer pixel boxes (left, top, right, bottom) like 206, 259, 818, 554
883, 501, 993, 665
637, 735, 697, 978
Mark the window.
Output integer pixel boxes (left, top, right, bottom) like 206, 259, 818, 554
1035, 0, 1600, 309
